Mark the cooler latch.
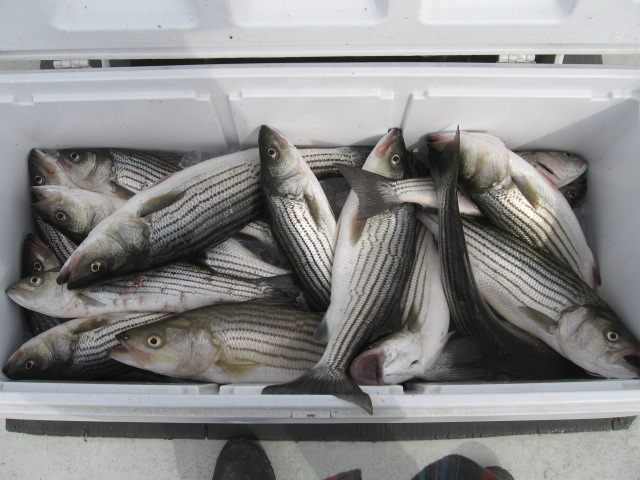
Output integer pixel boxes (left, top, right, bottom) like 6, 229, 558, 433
498, 54, 536, 63
43, 59, 106, 69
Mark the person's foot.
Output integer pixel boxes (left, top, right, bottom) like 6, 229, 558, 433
212, 438, 276, 480
486, 466, 515, 480
323, 470, 362, 480
412, 454, 514, 480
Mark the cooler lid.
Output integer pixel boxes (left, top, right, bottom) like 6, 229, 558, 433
1, 0, 640, 60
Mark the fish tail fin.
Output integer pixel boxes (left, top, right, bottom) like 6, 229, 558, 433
336, 165, 400, 219
262, 274, 308, 309
263, 364, 373, 414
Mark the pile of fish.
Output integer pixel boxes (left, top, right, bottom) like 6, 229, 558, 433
4, 125, 639, 415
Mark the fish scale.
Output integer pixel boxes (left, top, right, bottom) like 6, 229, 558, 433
325, 204, 415, 369
111, 150, 180, 192
460, 218, 597, 315
269, 198, 333, 308
34, 214, 77, 264
197, 237, 290, 279
299, 147, 370, 178
111, 303, 325, 383
148, 161, 263, 260
479, 187, 583, 278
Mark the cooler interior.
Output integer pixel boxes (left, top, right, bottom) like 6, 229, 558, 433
0, 63, 639, 421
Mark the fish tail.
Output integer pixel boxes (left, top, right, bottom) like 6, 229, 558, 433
262, 364, 373, 414
336, 165, 400, 219
262, 274, 308, 309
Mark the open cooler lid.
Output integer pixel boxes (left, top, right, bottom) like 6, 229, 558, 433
1, 0, 640, 60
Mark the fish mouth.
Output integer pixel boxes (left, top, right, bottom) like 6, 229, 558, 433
109, 333, 151, 367
31, 186, 63, 204
623, 353, 640, 373
372, 128, 401, 156
259, 125, 290, 150
57, 251, 88, 288
350, 350, 383, 385
29, 149, 59, 175
5, 286, 30, 308
2, 349, 25, 377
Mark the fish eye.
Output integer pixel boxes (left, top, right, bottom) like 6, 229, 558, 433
90, 261, 102, 273
147, 335, 163, 348
391, 154, 401, 164
267, 148, 278, 159
34, 175, 44, 185
32, 261, 43, 272
25, 360, 35, 370
606, 330, 620, 342
29, 276, 42, 286
69, 152, 80, 162
55, 211, 67, 223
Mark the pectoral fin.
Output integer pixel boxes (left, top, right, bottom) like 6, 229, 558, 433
138, 189, 185, 217
519, 306, 557, 334
69, 315, 110, 334
110, 182, 135, 200
511, 171, 541, 210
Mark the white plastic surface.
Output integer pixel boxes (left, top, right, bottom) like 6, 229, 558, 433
0, 63, 640, 422
0, 1, 640, 59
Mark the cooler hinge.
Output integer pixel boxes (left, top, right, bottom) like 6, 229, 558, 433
498, 54, 536, 64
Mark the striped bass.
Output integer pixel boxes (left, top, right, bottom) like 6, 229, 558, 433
2, 312, 172, 379
260, 126, 336, 310
109, 303, 325, 384
429, 131, 598, 287
350, 223, 450, 385
8, 264, 306, 318
263, 129, 416, 414
56, 147, 369, 288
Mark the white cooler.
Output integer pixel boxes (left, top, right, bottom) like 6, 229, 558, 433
0, 0, 639, 424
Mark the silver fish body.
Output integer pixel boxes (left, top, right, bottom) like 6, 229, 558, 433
109, 303, 325, 383
350, 223, 449, 385
260, 126, 336, 310
8, 264, 305, 318
430, 132, 598, 287
263, 129, 415, 414
2, 312, 172, 379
